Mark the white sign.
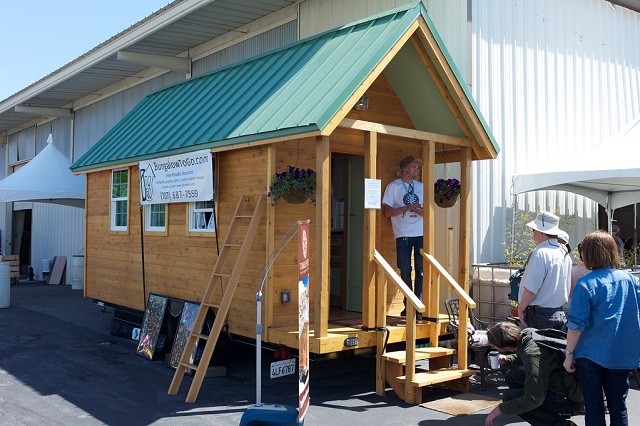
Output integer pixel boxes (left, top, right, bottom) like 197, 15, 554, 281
139, 149, 214, 205
270, 358, 296, 378
364, 178, 381, 209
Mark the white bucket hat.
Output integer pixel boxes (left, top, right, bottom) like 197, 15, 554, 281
557, 230, 569, 245
526, 211, 562, 236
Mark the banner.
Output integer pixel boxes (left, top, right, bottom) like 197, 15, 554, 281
297, 220, 310, 422
138, 149, 214, 205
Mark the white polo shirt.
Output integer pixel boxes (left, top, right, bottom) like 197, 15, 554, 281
519, 238, 572, 308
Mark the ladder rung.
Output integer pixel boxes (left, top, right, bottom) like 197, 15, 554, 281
180, 361, 199, 370
213, 272, 231, 278
235, 214, 253, 218
191, 333, 209, 340
223, 243, 242, 248
202, 302, 219, 309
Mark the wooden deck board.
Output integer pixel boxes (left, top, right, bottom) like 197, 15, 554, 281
268, 313, 452, 355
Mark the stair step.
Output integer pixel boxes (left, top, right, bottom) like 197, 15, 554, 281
397, 368, 475, 388
382, 347, 455, 364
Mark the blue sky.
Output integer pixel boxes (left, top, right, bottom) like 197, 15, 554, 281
0, 1, 170, 101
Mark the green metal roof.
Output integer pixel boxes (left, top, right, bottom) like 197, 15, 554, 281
72, 2, 498, 172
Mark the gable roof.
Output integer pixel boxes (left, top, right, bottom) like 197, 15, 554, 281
72, 2, 499, 172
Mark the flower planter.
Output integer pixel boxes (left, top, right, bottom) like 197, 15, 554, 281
435, 195, 459, 208
268, 166, 316, 206
282, 187, 309, 204
434, 178, 461, 208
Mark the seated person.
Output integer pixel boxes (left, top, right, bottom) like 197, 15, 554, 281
484, 322, 583, 426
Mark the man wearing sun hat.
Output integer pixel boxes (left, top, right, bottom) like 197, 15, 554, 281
382, 155, 425, 320
517, 211, 573, 330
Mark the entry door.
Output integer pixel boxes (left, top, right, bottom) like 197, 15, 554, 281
329, 154, 364, 312
12, 207, 32, 273
344, 156, 364, 312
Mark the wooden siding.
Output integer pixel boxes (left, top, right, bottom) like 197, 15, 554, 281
85, 147, 271, 340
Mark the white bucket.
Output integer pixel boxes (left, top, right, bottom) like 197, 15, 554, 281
41, 258, 51, 280
0, 261, 10, 308
71, 255, 84, 290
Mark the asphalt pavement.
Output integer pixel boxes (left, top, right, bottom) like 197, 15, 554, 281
1, 282, 638, 425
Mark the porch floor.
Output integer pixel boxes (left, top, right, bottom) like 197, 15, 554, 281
267, 312, 452, 355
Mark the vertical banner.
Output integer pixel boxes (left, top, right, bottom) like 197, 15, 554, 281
297, 220, 310, 422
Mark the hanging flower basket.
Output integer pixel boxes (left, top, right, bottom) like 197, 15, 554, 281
267, 166, 317, 206
282, 187, 309, 204
435, 195, 460, 208
434, 178, 461, 208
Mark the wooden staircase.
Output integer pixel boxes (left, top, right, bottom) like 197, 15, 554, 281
168, 195, 266, 403
373, 249, 478, 404
383, 347, 475, 404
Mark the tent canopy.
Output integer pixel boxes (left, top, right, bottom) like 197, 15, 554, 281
513, 117, 640, 216
0, 134, 85, 208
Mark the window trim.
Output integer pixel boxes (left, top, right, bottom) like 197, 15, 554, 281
187, 201, 216, 234
110, 168, 129, 232
144, 203, 168, 235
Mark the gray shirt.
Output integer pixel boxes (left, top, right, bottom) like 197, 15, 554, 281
519, 239, 572, 308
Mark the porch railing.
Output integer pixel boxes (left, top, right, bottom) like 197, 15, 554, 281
421, 250, 475, 370
372, 249, 425, 401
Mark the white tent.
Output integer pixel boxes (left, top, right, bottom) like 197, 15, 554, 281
0, 135, 85, 208
512, 117, 640, 230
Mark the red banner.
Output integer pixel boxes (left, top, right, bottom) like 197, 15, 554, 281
298, 220, 310, 422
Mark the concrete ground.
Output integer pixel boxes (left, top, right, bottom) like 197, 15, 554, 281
1, 282, 638, 425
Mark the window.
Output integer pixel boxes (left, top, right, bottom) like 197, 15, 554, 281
145, 204, 166, 232
189, 201, 215, 232
111, 169, 128, 231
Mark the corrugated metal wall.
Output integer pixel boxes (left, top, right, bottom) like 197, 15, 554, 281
469, 0, 640, 263
31, 203, 85, 283
192, 20, 298, 76
73, 72, 184, 160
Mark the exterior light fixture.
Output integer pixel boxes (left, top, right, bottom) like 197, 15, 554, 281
354, 95, 368, 111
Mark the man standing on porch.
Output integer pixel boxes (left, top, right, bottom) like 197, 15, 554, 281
382, 155, 425, 320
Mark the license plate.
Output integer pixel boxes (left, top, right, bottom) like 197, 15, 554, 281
270, 358, 296, 379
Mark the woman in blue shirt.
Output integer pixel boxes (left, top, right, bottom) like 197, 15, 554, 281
564, 231, 640, 426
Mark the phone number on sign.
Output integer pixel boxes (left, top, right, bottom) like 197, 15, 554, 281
160, 189, 199, 201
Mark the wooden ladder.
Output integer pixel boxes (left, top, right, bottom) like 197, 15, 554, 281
168, 194, 266, 403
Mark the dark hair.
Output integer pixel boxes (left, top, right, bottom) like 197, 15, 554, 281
487, 322, 521, 349
577, 242, 583, 261
580, 231, 620, 270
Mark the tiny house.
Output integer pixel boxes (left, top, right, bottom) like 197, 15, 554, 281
71, 3, 499, 403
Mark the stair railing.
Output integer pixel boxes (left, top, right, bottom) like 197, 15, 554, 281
421, 250, 476, 370
372, 249, 424, 402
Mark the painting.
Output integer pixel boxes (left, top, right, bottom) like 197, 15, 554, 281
136, 294, 168, 360
168, 301, 201, 372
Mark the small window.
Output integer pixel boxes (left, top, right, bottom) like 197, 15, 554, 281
189, 201, 215, 232
145, 204, 167, 232
111, 169, 128, 231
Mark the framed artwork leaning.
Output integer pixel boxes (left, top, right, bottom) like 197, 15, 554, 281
136, 293, 168, 360
169, 301, 202, 373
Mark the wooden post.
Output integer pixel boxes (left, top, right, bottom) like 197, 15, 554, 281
363, 131, 377, 328
458, 147, 472, 294
423, 140, 439, 342
315, 135, 330, 338
375, 262, 387, 396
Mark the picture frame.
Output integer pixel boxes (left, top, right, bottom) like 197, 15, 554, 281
136, 293, 168, 360
168, 301, 202, 373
